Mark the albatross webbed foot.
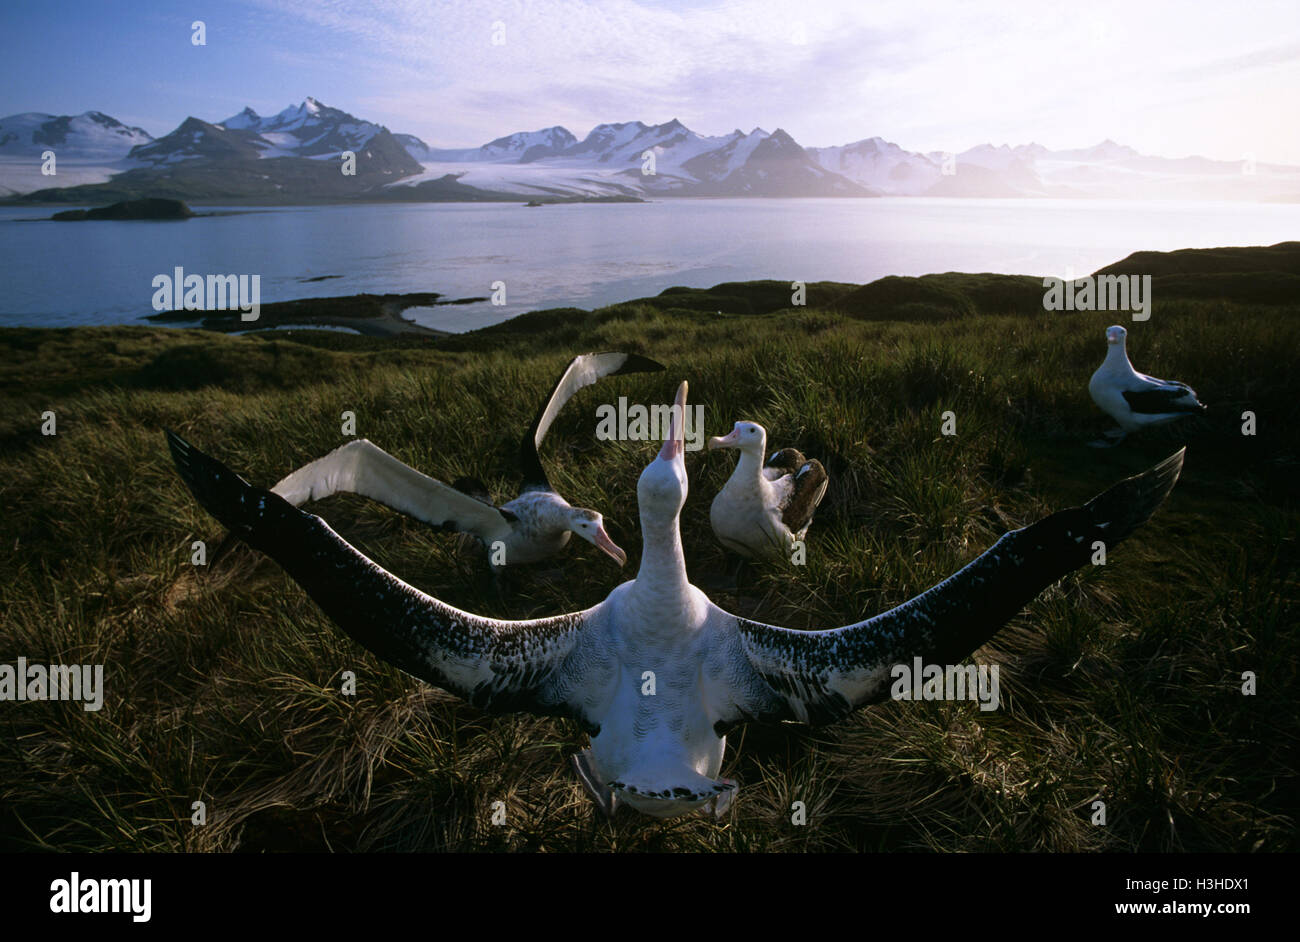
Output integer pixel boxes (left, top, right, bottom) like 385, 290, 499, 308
570, 750, 618, 819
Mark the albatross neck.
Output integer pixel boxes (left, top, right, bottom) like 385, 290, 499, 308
1105, 339, 1135, 372
733, 444, 766, 485
636, 506, 690, 595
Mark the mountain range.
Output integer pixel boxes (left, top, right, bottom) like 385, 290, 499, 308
2, 97, 1296, 202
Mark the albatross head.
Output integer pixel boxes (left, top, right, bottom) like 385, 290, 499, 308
637, 380, 689, 521
707, 420, 766, 456
565, 508, 627, 566
1106, 325, 1127, 346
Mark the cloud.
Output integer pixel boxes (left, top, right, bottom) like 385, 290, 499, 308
241, 0, 1300, 162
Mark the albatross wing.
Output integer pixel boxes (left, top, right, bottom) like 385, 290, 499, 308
711, 449, 1185, 731
1121, 383, 1206, 416
519, 352, 665, 491
166, 430, 604, 729
778, 459, 828, 535
271, 439, 516, 545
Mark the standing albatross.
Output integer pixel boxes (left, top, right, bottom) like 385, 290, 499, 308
262, 352, 663, 567
1088, 325, 1206, 447
165, 384, 1184, 820
708, 421, 828, 560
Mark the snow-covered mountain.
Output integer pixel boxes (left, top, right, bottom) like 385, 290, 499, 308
807, 136, 942, 196
121, 99, 421, 180
0, 111, 152, 158
1048, 139, 1137, 162
394, 126, 579, 163
391, 121, 871, 198
806, 133, 1300, 199
4, 97, 1297, 202
215, 97, 391, 159
0, 111, 155, 196
129, 117, 269, 165
482, 126, 577, 162
678, 128, 869, 196
393, 132, 432, 160
561, 119, 727, 168
7, 99, 421, 200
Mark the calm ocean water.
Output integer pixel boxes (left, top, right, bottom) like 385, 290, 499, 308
1, 197, 1296, 331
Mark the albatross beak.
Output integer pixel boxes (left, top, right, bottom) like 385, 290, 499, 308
592, 524, 627, 566
658, 381, 688, 462
707, 429, 740, 450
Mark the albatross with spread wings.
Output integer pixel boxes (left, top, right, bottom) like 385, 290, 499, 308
262, 352, 663, 567
166, 381, 1184, 819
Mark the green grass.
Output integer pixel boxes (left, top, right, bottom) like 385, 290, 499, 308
0, 282, 1296, 852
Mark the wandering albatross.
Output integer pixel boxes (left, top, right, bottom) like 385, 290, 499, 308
262, 352, 663, 567
707, 421, 828, 560
1088, 325, 1206, 447
165, 384, 1185, 820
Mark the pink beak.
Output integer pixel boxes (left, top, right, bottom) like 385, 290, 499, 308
658, 381, 688, 462
592, 524, 627, 566
708, 427, 741, 450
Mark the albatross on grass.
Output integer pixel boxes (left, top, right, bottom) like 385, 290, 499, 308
1088, 325, 1206, 447
707, 421, 828, 562
165, 383, 1185, 820
260, 352, 664, 567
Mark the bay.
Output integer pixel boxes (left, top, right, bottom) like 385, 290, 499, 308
0, 197, 1296, 331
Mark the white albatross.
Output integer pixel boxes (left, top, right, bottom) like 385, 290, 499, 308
165, 384, 1185, 820
1088, 325, 1206, 447
260, 352, 664, 567
708, 421, 828, 560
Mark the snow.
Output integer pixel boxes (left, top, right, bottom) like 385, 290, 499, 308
0, 155, 141, 194
0, 111, 151, 159
806, 136, 943, 195
479, 127, 575, 160
724, 130, 770, 174
7, 101, 1298, 202
220, 107, 261, 130
386, 161, 645, 197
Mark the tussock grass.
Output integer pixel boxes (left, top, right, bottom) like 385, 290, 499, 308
0, 286, 1296, 852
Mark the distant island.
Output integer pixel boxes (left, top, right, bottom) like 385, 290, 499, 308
51, 198, 194, 221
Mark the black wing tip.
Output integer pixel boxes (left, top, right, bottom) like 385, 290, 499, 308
164, 428, 297, 540
1086, 447, 1185, 541
163, 426, 186, 455
567, 351, 667, 377
606, 352, 666, 376
164, 427, 215, 492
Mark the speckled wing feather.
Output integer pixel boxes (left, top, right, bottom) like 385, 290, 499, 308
714, 449, 1185, 731
519, 352, 666, 491
166, 430, 598, 729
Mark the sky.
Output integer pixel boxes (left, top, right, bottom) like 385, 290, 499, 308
2, 0, 1298, 162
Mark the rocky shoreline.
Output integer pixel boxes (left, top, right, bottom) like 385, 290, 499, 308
143, 291, 486, 337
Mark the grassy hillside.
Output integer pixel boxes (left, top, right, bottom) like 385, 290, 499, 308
0, 276, 1296, 852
